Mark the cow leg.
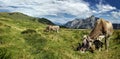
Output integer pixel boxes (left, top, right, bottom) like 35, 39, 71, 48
57, 30, 59, 33
57, 30, 58, 33
99, 41, 103, 51
99, 46, 102, 51
56, 30, 58, 33
56, 29, 59, 33
105, 35, 110, 51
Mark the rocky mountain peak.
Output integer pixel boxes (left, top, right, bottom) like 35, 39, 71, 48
64, 15, 99, 29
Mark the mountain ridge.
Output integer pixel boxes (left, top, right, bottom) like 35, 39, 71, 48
64, 15, 99, 29
64, 15, 120, 29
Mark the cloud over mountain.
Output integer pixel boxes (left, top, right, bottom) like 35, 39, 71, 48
0, 0, 120, 24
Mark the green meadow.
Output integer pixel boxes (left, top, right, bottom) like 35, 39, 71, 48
0, 12, 120, 59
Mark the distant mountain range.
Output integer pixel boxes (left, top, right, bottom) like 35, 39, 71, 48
64, 15, 120, 29
64, 15, 99, 29
112, 23, 120, 29
1, 12, 119, 29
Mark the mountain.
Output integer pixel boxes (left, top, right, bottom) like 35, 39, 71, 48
64, 15, 120, 29
64, 15, 99, 29
113, 23, 120, 29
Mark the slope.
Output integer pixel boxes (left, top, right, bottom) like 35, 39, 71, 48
0, 12, 120, 59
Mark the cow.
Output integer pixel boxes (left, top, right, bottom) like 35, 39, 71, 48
80, 18, 113, 52
80, 35, 103, 53
77, 35, 104, 53
44, 25, 60, 33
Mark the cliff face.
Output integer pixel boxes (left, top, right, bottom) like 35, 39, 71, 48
64, 15, 120, 29
64, 15, 99, 29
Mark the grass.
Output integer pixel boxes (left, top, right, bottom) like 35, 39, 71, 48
0, 12, 120, 59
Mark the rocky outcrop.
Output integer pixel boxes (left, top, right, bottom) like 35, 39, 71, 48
64, 15, 120, 29
64, 15, 99, 29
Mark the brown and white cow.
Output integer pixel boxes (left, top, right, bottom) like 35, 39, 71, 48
80, 18, 113, 52
79, 35, 102, 53
45, 25, 60, 33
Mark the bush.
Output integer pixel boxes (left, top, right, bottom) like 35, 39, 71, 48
21, 29, 36, 34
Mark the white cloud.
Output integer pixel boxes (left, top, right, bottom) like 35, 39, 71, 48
0, 0, 119, 24
0, 0, 93, 23
48, 17, 74, 24
0, 0, 91, 16
111, 11, 120, 19
96, 4, 116, 13
91, 4, 118, 23
102, 11, 120, 23
110, 11, 120, 23
57, 1, 91, 16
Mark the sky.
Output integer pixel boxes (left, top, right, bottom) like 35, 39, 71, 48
0, 0, 120, 24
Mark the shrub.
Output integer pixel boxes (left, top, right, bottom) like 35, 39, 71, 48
21, 29, 36, 34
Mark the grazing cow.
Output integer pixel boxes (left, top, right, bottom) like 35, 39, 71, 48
80, 35, 103, 53
45, 25, 60, 32
80, 18, 113, 52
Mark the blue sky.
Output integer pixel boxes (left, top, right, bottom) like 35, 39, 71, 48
0, 0, 120, 24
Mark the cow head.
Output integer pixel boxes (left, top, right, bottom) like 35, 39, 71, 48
80, 35, 94, 53
44, 25, 51, 32
44, 28, 49, 32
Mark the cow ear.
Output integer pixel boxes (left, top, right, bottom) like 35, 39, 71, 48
87, 36, 93, 42
87, 36, 90, 39
83, 35, 87, 39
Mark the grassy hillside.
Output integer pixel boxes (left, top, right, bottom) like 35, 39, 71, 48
0, 12, 120, 59
0, 12, 54, 25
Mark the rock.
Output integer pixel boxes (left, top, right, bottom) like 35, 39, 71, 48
64, 15, 120, 29
64, 15, 99, 29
